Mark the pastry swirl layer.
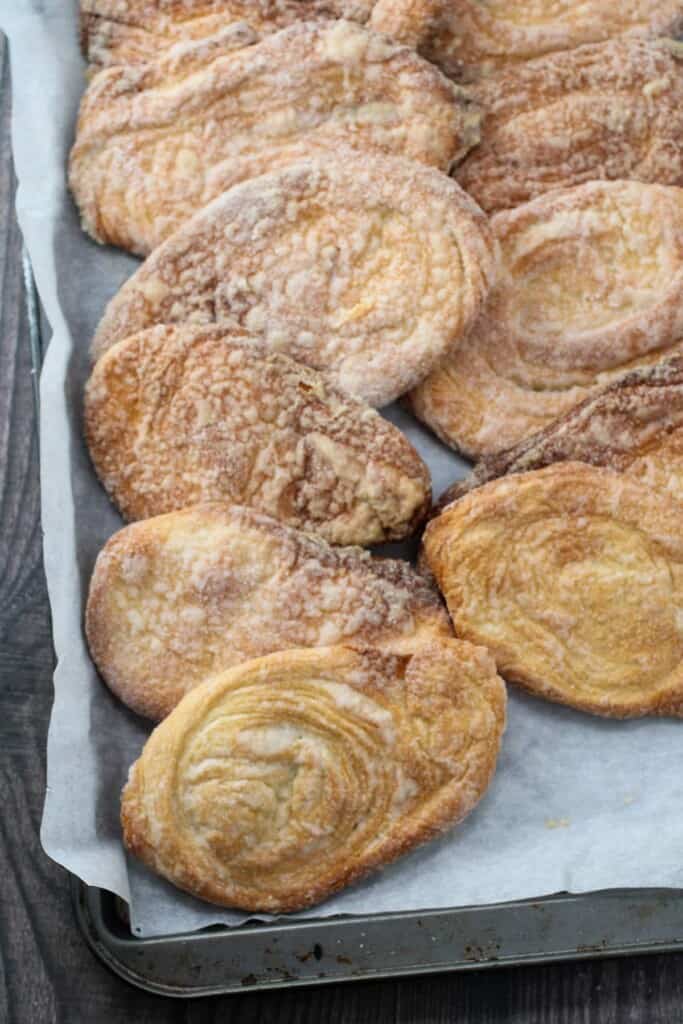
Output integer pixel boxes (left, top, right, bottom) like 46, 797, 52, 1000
121, 642, 506, 912
423, 462, 683, 718
81, 0, 377, 66
436, 356, 683, 511
409, 180, 683, 458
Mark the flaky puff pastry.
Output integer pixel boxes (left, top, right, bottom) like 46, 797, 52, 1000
86, 504, 453, 720
85, 324, 430, 545
70, 19, 481, 256
409, 180, 683, 459
423, 462, 683, 719
121, 642, 506, 913
436, 357, 683, 512
81, 0, 376, 67
371, 0, 683, 80
456, 37, 683, 215
91, 153, 496, 408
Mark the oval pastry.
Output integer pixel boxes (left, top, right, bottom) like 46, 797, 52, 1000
84, 323, 431, 544
436, 357, 683, 511
70, 19, 480, 255
423, 462, 683, 718
86, 504, 453, 719
455, 37, 683, 215
121, 642, 506, 912
81, 0, 376, 67
408, 180, 683, 458
371, 0, 683, 79
91, 153, 496, 407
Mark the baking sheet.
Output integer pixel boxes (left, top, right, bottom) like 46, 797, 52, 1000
5, 0, 683, 940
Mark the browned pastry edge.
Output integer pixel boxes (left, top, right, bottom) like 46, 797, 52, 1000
79, 0, 377, 65
371, 0, 683, 81
433, 356, 683, 514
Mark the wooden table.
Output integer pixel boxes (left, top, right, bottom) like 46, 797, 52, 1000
2, 35, 683, 1024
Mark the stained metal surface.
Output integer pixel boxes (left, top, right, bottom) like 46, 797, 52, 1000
73, 880, 683, 998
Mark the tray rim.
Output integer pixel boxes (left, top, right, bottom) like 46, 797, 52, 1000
72, 879, 683, 998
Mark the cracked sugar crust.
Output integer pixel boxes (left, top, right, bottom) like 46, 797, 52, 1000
121, 641, 506, 913
422, 462, 683, 719
370, 0, 683, 80
408, 180, 683, 459
455, 37, 683, 214
70, 19, 482, 256
436, 357, 683, 512
86, 503, 454, 720
81, 0, 377, 66
84, 323, 431, 545
91, 152, 496, 407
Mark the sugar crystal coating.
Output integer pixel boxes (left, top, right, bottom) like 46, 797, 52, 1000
92, 151, 496, 407
71, 19, 481, 255
86, 503, 454, 719
85, 323, 431, 544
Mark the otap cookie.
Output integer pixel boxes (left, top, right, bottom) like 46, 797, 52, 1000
70, 20, 481, 255
122, 641, 506, 912
409, 181, 683, 457
91, 152, 496, 407
436, 357, 683, 511
81, 0, 377, 66
423, 462, 683, 718
371, 0, 683, 79
456, 37, 683, 213
85, 324, 431, 545
86, 503, 454, 719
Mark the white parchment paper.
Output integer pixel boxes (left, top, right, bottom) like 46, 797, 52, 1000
4, 0, 683, 939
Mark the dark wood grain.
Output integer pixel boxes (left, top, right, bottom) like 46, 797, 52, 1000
2, 29, 683, 1024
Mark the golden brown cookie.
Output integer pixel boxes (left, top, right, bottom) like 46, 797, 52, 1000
423, 462, 683, 718
86, 503, 454, 719
91, 152, 496, 407
371, 0, 683, 79
81, 0, 375, 66
70, 19, 481, 256
435, 357, 683, 511
85, 324, 431, 544
121, 641, 506, 913
408, 180, 683, 458
455, 37, 683, 214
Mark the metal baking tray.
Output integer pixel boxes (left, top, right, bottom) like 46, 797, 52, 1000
72, 880, 683, 997
25, 250, 683, 996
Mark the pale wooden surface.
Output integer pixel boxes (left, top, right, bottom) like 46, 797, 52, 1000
2, 32, 683, 1023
